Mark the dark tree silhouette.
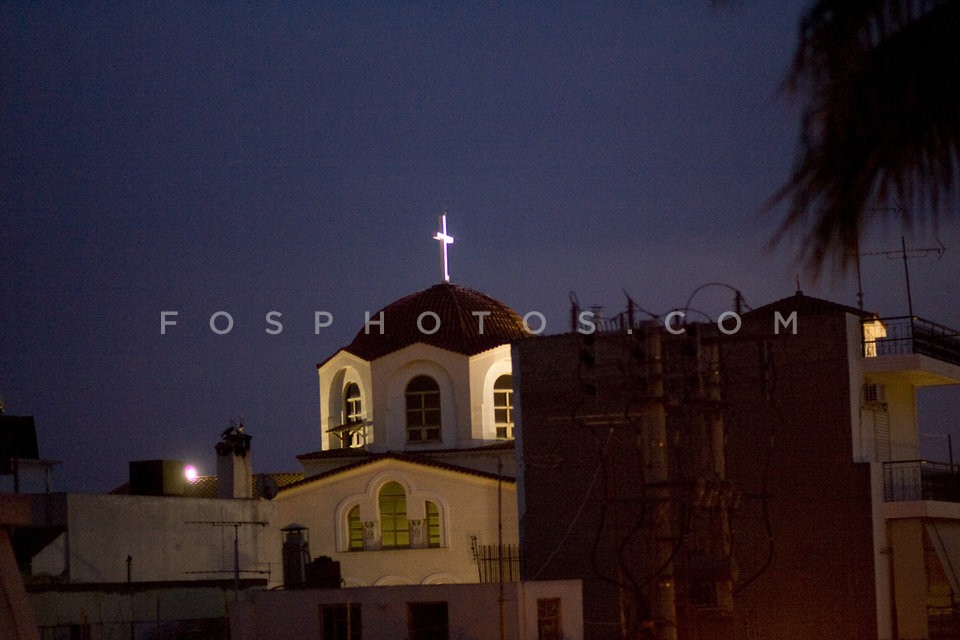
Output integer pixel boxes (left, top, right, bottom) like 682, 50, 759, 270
769, 0, 960, 274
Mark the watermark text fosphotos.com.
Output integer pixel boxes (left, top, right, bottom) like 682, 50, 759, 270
159, 310, 799, 336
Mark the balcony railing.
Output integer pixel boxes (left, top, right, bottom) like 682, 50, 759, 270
862, 316, 960, 367
884, 460, 960, 502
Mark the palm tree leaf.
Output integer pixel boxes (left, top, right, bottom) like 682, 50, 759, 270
769, 0, 960, 275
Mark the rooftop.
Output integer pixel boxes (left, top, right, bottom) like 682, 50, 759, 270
328, 283, 531, 364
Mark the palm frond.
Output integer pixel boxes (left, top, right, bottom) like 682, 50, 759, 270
769, 0, 960, 276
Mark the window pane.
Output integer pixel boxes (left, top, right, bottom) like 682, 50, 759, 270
537, 598, 562, 640
348, 506, 363, 551
407, 375, 439, 392
320, 603, 362, 640
406, 377, 442, 442
408, 602, 449, 640
426, 502, 440, 547
493, 376, 514, 440
379, 482, 409, 549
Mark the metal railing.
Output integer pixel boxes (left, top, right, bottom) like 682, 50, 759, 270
883, 460, 960, 502
474, 543, 520, 583
863, 316, 960, 367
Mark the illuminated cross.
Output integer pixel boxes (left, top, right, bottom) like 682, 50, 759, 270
433, 212, 454, 283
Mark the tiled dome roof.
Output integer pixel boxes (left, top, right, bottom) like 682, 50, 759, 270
343, 283, 531, 361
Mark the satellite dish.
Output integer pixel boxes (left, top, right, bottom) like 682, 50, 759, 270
255, 475, 279, 500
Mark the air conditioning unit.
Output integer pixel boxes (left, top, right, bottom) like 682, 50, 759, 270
863, 383, 886, 405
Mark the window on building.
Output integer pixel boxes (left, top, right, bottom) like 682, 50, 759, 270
536, 598, 563, 640
494, 374, 514, 439
379, 481, 410, 548
330, 382, 363, 448
405, 375, 441, 442
347, 505, 363, 551
426, 501, 440, 548
345, 383, 362, 424
319, 603, 362, 640
407, 601, 449, 640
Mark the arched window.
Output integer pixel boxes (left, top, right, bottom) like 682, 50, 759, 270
347, 505, 363, 551
332, 382, 364, 448
426, 501, 441, 548
379, 482, 410, 548
405, 375, 441, 442
344, 383, 362, 424
494, 374, 514, 439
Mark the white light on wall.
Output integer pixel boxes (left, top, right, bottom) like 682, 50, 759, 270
184, 465, 199, 482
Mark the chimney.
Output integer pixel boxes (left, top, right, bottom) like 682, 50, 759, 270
216, 423, 253, 499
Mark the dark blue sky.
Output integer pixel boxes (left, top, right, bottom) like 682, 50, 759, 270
3, 2, 958, 492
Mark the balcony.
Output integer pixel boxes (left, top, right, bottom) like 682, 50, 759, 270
863, 316, 960, 367
884, 460, 960, 502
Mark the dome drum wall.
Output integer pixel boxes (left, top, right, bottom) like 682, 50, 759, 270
380, 352, 463, 450
316, 284, 530, 456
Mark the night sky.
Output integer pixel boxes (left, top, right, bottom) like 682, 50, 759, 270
4, 2, 959, 493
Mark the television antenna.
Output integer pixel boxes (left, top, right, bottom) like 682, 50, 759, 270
185, 520, 268, 599
857, 236, 945, 316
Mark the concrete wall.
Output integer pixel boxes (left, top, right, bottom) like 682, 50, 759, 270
30, 582, 238, 632
721, 304, 878, 640
1, 494, 40, 640
229, 580, 583, 640
31, 493, 279, 585
514, 300, 893, 640
514, 327, 732, 640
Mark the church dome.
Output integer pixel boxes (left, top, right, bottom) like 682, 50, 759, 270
343, 283, 531, 361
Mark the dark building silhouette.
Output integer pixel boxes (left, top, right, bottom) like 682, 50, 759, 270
514, 292, 960, 640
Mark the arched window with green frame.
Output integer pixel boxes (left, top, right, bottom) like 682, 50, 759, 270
347, 505, 363, 551
379, 482, 410, 548
426, 501, 441, 548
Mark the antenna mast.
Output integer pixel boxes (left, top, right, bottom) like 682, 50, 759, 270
859, 236, 945, 317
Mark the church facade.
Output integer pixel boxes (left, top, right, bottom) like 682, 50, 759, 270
272, 281, 531, 587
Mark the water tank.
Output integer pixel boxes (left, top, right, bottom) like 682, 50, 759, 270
305, 556, 342, 588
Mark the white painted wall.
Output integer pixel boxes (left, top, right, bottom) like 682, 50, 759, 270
274, 458, 518, 587
318, 351, 373, 451
318, 342, 515, 456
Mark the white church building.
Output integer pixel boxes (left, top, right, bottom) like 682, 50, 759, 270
273, 278, 531, 587
14, 218, 589, 639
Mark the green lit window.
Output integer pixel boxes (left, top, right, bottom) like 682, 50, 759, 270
379, 482, 409, 548
494, 375, 514, 439
348, 505, 363, 551
406, 376, 442, 442
426, 501, 441, 548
